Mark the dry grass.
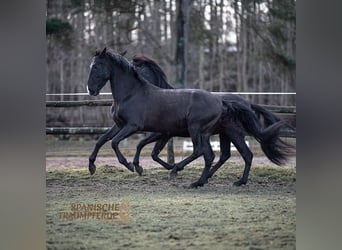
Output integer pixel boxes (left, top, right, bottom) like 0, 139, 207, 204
46, 161, 295, 250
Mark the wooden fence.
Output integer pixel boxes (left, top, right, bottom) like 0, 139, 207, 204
46, 99, 296, 137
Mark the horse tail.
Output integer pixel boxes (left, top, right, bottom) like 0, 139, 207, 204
224, 101, 294, 165
251, 103, 296, 131
251, 103, 280, 127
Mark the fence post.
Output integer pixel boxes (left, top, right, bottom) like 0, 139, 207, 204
167, 139, 175, 164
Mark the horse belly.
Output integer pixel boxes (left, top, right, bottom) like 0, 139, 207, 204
145, 116, 188, 134
143, 103, 188, 134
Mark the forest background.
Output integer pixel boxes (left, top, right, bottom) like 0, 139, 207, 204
46, 0, 296, 127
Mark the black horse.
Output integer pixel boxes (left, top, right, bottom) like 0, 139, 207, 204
87, 48, 293, 187
130, 54, 292, 185
88, 48, 227, 188
87, 52, 173, 177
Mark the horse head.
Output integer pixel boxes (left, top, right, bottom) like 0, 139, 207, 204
87, 47, 111, 96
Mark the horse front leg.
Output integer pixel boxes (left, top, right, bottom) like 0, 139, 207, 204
89, 124, 120, 175
111, 125, 139, 172
132, 132, 164, 176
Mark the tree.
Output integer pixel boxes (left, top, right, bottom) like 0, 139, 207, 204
174, 0, 193, 88
167, 0, 194, 164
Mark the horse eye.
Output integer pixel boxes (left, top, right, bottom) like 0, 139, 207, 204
92, 64, 100, 71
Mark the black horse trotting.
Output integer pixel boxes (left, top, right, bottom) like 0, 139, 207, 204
87, 48, 294, 187
87, 48, 225, 187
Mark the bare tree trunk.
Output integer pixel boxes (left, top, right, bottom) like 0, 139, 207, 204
168, 0, 193, 164
175, 0, 192, 88
59, 56, 64, 101
234, 0, 242, 92
198, 44, 204, 89
258, 62, 263, 103
218, 0, 224, 91
241, 7, 248, 94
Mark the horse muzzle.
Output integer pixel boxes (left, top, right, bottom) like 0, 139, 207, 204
87, 86, 99, 96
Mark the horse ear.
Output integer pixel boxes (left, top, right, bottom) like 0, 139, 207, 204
120, 50, 127, 57
100, 47, 107, 57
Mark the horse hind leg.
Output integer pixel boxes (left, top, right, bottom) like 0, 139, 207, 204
169, 133, 203, 178
169, 150, 201, 179
132, 133, 165, 176
230, 134, 253, 186
151, 137, 175, 170
170, 133, 203, 179
189, 135, 215, 188
207, 133, 231, 180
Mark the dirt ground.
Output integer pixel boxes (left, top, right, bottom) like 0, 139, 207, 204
46, 153, 296, 250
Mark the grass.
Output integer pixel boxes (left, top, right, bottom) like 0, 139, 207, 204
46, 161, 296, 250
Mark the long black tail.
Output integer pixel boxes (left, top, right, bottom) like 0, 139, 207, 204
251, 103, 296, 132
224, 101, 294, 165
251, 104, 280, 127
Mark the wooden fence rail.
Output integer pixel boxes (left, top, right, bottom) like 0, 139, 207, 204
46, 99, 296, 114
46, 100, 113, 107
46, 127, 296, 137
46, 127, 111, 134
46, 97, 296, 137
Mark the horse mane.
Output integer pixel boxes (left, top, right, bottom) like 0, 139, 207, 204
103, 49, 174, 89
132, 54, 174, 89
103, 49, 155, 88
105, 49, 134, 73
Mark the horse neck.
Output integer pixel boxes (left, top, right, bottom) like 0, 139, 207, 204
109, 66, 145, 102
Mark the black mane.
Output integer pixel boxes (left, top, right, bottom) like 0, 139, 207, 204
106, 50, 134, 73
105, 50, 155, 87
132, 54, 174, 89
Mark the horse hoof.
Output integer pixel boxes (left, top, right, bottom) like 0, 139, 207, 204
189, 182, 201, 189
127, 162, 135, 172
233, 180, 246, 186
135, 164, 143, 176
89, 163, 96, 175
169, 171, 177, 179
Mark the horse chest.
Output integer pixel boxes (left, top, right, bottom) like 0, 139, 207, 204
113, 102, 145, 127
